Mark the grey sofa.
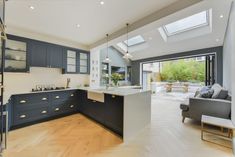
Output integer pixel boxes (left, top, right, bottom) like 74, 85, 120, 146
180, 83, 231, 122
180, 97, 231, 122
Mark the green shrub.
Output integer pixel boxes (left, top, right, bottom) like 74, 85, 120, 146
160, 59, 205, 82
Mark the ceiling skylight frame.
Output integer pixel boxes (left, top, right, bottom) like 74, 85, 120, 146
123, 35, 145, 47
163, 10, 210, 37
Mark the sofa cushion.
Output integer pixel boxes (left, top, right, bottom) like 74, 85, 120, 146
196, 86, 213, 98
200, 89, 214, 98
211, 83, 222, 99
216, 89, 228, 99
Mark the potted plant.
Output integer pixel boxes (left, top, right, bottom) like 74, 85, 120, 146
111, 73, 123, 87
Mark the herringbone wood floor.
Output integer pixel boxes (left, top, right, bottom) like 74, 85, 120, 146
3, 94, 233, 157
3, 114, 122, 157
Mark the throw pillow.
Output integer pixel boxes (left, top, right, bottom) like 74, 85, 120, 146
211, 83, 222, 99
201, 89, 214, 98
216, 89, 228, 99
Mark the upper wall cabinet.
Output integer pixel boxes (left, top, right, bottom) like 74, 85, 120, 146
66, 49, 77, 73
79, 52, 89, 74
30, 41, 63, 68
47, 44, 63, 68
63, 49, 89, 74
30, 41, 47, 67
4, 35, 30, 72
6, 34, 90, 74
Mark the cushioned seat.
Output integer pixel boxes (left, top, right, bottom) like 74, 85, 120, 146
180, 84, 231, 123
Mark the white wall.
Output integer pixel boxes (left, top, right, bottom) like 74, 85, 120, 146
89, 49, 101, 88
223, 1, 235, 153
4, 67, 89, 104
223, 1, 235, 119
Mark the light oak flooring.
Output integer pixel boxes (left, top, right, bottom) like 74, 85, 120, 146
3, 94, 233, 157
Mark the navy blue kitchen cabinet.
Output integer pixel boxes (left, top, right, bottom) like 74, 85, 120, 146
10, 90, 78, 130
63, 49, 90, 74
5, 34, 90, 73
30, 41, 63, 68
78, 90, 104, 124
47, 44, 63, 68
30, 41, 48, 67
104, 94, 123, 136
77, 89, 123, 136
5, 34, 30, 72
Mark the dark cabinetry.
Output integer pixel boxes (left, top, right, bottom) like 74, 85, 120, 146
10, 90, 78, 129
63, 49, 89, 74
4, 35, 29, 72
30, 41, 63, 68
5, 34, 89, 73
30, 41, 47, 67
104, 94, 123, 135
78, 90, 123, 136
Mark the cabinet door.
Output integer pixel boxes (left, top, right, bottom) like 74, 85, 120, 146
30, 41, 48, 67
66, 50, 77, 73
79, 52, 89, 74
104, 94, 123, 135
47, 45, 63, 68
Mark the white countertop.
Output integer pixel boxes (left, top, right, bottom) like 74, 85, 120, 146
78, 87, 150, 96
10, 86, 149, 97
11, 88, 78, 96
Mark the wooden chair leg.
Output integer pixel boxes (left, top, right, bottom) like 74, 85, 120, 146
182, 117, 185, 123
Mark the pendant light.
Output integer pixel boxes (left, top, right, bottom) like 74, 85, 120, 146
123, 23, 133, 59
103, 34, 111, 63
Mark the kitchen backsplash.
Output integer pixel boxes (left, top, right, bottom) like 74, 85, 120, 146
4, 67, 89, 103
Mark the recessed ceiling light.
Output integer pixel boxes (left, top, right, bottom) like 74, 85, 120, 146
100, 1, 104, 5
29, 6, 35, 10
76, 24, 81, 28
220, 14, 224, 18
216, 38, 220, 42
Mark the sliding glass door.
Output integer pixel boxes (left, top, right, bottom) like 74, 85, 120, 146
205, 54, 216, 86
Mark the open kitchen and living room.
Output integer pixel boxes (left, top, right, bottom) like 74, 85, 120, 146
0, 0, 234, 157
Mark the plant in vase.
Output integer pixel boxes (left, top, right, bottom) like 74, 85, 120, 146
111, 73, 123, 87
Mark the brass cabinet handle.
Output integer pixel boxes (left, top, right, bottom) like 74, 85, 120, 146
112, 95, 116, 98
42, 97, 47, 101
20, 115, 26, 118
92, 100, 96, 103
41, 110, 47, 114
55, 108, 60, 111
70, 94, 74, 97
55, 96, 60, 99
20, 100, 26, 104
70, 105, 74, 108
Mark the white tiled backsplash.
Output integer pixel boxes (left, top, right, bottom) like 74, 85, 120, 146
4, 67, 89, 103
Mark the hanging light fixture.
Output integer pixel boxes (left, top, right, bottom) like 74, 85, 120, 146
103, 34, 111, 63
123, 23, 133, 59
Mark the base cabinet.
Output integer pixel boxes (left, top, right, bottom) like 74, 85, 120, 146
104, 94, 123, 135
10, 89, 123, 136
78, 90, 123, 136
10, 90, 78, 129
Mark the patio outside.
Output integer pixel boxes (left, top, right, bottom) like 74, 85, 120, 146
142, 56, 206, 98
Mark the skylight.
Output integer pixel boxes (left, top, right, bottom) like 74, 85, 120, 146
124, 35, 145, 47
117, 42, 127, 52
163, 10, 209, 36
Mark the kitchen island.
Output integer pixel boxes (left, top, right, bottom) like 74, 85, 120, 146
78, 87, 151, 142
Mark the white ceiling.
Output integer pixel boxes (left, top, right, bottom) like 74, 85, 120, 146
5, 0, 178, 46
111, 0, 232, 60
